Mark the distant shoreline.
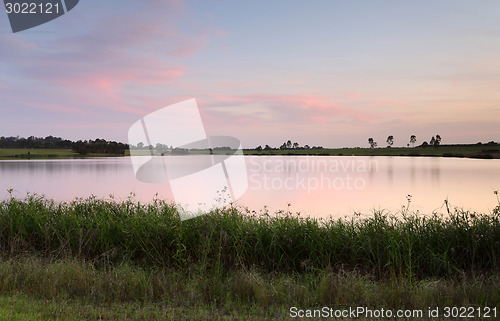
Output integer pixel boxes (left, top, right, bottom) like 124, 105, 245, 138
1, 143, 499, 160
243, 143, 500, 159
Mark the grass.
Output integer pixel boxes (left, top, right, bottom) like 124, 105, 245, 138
245, 144, 500, 158
0, 257, 498, 320
0, 149, 125, 160
0, 195, 500, 278
0, 149, 78, 159
0, 194, 499, 319
1, 194, 500, 277
0, 292, 264, 321
136, 144, 500, 158
3, 143, 499, 160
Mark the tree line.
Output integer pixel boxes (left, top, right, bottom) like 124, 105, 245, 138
0, 135, 128, 155
368, 135, 442, 148
254, 140, 324, 151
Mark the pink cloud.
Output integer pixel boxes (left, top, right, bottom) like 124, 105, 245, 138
195, 94, 380, 141
52, 121, 130, 130
219, 82, 262, 88
13, 99, 88, 116
345, 93, 364, 99
0, 1, 214, 120
308, 115, 330, 123
167, 33, 210, 58
53, 64, 186, 97
209, 94, 375, 122
138, 95, 195, 110
283, 80, 305, 85
368, 99, 408, 108
0, 34, 38, 60
215, 30, 228, 39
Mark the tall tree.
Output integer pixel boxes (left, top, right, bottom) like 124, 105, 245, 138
368, 138, 377, 149
434, 135, 441, 148
430, 136, 435, 146
286, 140, 292, 149
386, 135, 394, 147
410, 135, 417, 147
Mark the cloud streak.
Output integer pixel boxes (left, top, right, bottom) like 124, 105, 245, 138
206, 94, 376, 124
0, 1, 211, 119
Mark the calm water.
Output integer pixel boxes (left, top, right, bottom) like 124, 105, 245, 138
1, 156, 499, 218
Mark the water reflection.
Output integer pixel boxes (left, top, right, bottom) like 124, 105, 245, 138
0, 156, 499, 218
387, 156, 393, 186
410, 157, 415, 185
430, 158, 441, 186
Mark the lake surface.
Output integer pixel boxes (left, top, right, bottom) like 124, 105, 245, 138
1, 156, 499, 218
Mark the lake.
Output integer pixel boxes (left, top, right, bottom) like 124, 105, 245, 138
1, 156, 499, 218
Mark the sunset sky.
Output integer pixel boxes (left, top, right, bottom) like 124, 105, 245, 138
1, 0, 499, 148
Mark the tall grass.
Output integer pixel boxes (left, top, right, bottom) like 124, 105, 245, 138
1, 256, 499, 310
0, 193, 499, 279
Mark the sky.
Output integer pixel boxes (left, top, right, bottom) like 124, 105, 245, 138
0, 0, 499, 148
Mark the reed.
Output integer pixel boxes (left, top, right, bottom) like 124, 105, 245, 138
1, 193, 499, 279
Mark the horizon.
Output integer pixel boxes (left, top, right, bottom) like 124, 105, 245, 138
1, 133, 498, 150
1, 1, 499, 147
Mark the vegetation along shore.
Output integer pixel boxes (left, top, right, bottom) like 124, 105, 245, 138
0, 194, 499, 319
1, 135, 499, 159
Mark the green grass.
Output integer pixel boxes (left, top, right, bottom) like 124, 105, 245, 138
0, 292, 265, 321
3, 142, 499, 160
0, 149, 79, 159
136, 144, 500, 158
0, 257, 498, 320
245, 144, 500, 158
1, 195, 499, 319
0, 149, 125, 160
1, 194, 499, 277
